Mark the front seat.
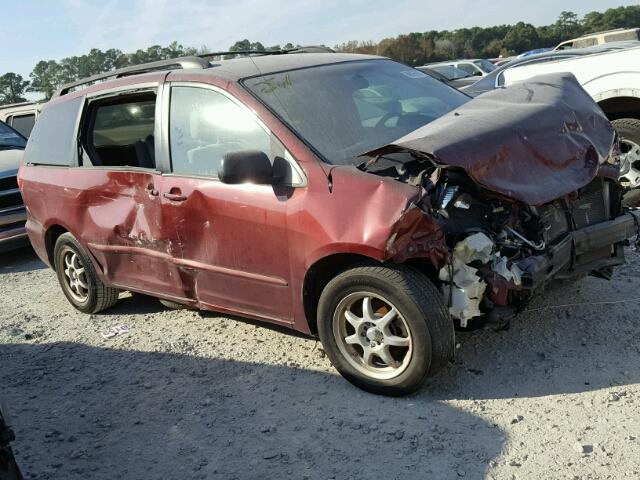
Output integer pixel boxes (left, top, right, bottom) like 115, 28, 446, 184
134, 135, 155, 168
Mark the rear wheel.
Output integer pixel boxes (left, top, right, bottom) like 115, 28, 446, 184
54, 233, 120, 313
317, 264, 454, 396
612, 118, 640, 192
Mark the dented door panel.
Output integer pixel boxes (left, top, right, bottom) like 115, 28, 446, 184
21, 166, 183, 297
159, 176, 295, 322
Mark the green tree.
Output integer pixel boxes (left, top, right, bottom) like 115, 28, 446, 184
0, 73, 30, 105
28, 60, 61, 99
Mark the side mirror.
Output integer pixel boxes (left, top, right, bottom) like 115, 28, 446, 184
218, 150, 273, 185
473, 71, 483, 77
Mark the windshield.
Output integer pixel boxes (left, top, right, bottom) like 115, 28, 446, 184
245, 59, 469, 165
430, 65, 472, 80
473, 59, 497, 73
0, 121, 27, 149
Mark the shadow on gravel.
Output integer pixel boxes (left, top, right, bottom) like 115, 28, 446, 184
0, 247, 46, 275
427, 274, 640, 401
1, 342, 503, 480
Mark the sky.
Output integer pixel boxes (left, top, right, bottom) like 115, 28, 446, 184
1, 0, 637, 79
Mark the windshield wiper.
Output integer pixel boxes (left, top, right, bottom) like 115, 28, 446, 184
0, 145, 25, 151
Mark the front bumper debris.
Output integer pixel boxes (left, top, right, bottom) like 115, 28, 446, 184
516, 210, 640, 289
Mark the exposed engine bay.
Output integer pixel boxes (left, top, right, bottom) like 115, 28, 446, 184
358, 72, 640, 327
368, 155, 636, 326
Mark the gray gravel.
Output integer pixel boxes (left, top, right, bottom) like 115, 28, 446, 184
1, 246, 639, 480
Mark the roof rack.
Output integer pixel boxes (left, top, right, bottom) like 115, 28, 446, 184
198, 45, 335, 59
0, 100, 41, 109
53, 45, 335, 98
53, 56, 210, 97
578, 27, 637, 38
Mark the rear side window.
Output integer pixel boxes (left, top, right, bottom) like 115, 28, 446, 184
24, 97, 83, 166
9, 114, 36, 138
82, 93, 157, 169
169, 86, 271, 177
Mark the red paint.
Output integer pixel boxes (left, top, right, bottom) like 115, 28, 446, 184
19, 71, 438, 334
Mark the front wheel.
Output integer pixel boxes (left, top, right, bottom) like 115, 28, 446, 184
317, 264, 454, 396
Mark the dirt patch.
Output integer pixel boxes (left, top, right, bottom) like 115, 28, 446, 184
1, 246, 639, 479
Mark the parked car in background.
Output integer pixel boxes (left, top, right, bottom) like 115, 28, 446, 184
468, 45, 640, 198
0, 121, 27, 252
416, 65, 478, 88
555, 27, 640, 50
463, 42, 639, 97
423, 58, 496, 77
0, 102, 42, 138
18, 53, 640, 395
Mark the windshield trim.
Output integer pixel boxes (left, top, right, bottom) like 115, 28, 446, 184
0, 121, 27, 149
240, 58, 471, 166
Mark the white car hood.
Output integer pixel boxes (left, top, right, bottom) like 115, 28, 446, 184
0, 149, 24, 175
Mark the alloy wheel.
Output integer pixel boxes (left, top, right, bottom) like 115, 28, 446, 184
333, 292, 413, 380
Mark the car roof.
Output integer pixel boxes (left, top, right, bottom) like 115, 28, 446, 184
206, 52, 382, 80
54, 52, 386, 100
426, 59, 481, 66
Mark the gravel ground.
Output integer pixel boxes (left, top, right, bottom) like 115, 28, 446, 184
1, 246, 639, 480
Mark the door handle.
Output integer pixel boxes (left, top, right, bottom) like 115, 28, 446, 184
163, 192, 187, 202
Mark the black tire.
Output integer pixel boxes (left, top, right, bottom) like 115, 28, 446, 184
53, 233, 120, 314
317, 263, 454, 396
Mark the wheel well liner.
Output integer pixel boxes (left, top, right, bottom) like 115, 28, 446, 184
44, 225, 69, 268
303, 253, 375, 335
302, 253, 441, 335
598, 96, 640, 121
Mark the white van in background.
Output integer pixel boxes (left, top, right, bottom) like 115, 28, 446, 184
555, 28, 640, 50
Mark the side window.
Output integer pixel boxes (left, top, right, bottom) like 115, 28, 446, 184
83, 93, 156, 168
169, 86, 271, 177
24, 96, 83, 167
10, 114, 36, 138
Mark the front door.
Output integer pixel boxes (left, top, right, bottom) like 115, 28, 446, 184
159, 84, 300, 323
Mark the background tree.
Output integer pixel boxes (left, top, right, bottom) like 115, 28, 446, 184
4, 4, 638, 101
0, 73, 30, 105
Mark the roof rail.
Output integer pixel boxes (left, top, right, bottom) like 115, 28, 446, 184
0, 101, 41, 109
198, 45, 335, 59
52, 46, 335, 98
53, 56, 210, 98
578, 27, 637, 38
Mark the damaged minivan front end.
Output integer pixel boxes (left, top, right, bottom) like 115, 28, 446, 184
369, 73, 640, 327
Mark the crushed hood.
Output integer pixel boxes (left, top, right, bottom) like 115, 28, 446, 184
366, 73, 616, 205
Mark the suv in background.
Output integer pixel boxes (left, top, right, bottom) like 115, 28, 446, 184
0, 102, 42, 138
0, 121, 28, 252
423, 59, 496, 77
18, 52, 640, 395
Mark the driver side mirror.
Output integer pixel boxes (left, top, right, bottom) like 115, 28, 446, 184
473, 71, 483, 77
218, 150, 273, 185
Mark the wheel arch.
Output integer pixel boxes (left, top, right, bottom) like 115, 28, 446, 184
302, 252, 441, 336
597, 93, 640, 121
44, 224, 70, 268
302, 253, 378, 336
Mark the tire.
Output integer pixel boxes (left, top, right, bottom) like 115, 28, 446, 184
317, 263, 454, 396
53, 233, 120, 314
612, 118, 640, 190
159, 299, 192, 310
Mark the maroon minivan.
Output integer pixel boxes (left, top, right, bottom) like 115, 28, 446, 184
19, 52, 640, 395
